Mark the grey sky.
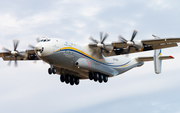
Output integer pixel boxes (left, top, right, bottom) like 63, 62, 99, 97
0, 0, 180, 113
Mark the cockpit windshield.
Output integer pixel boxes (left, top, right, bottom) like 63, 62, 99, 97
40, 38, 51, 42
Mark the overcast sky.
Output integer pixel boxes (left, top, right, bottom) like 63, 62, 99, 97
0, 0, 180, 113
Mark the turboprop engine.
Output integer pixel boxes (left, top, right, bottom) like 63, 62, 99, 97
2, 40, 27, 67
118, 30, 143, 53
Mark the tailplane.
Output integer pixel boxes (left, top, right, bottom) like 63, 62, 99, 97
136, 35, 174, 74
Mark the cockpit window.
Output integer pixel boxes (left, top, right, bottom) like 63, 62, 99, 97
40, 38, 50, 42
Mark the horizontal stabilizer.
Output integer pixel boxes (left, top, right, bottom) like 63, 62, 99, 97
136, 56, 174, 62
159, 56, 174, 60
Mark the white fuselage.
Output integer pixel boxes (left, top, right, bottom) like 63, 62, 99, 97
34, 38, 144, 79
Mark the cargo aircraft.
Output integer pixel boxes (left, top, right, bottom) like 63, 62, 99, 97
0, 30, 180, 85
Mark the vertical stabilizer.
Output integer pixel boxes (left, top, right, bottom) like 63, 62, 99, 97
153, 35, 162, 74
154, 49, 162, 74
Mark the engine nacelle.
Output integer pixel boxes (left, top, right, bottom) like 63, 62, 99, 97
19, 51, 28, 59
133, 40, 143, 50
104, 43, 113, 51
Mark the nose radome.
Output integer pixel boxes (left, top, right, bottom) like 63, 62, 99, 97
35, 43, 42, 51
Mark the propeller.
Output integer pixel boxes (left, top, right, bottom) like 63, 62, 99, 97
118, 30, 139, 54
28, 37, 40, 63
28, 37, 40, 49
89, 32, 109, 59
2, 39, 20, 67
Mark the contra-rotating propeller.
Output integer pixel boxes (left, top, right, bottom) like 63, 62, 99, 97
28, 37, 40, 63
89, 32, 109, 59
28, 37, 40, 64
28, 37, 40, 49
118, 30, 139, 54
2, 40, 21, 67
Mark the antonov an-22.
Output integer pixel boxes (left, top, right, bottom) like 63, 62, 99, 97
0, 30, 180, 85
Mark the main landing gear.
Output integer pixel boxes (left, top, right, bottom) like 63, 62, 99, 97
47, 64, 79, 86
89, 72, 108, 83
60, 75, 80, 86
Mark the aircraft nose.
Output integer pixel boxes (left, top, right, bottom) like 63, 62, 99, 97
35, 43, 42, 52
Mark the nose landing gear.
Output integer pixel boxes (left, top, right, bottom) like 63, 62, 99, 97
48, 64, 56, 75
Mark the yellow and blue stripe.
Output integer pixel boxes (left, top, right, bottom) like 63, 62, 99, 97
158, 49, 162, 57
55, 47, 130, 67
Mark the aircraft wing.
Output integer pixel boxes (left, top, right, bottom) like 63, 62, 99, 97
0, 49, 41, 61
0, 52, 11, 57
110, 37, 180, 56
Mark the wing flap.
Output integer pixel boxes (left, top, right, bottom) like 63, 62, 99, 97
147, 43, 178, 50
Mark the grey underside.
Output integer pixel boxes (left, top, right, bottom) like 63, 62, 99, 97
41, 51, 142, 79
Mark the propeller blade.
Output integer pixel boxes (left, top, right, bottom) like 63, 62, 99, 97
14, 56, 18, 67
36, 37, 40, 43
7, 57, 12, 66
131, 30, 138, 41
101, 33, 109, 44
28, 44, 35, 49
118, 35, 127, 42
100, 32, 103, 43
13, 40, 19, 51
126, 46, 131, 54
133, 45, 139, 51
91, 48, 99, 56
33, 56, 38, 64
99, 48, 103, 59
2, 47, 11, 52
89, 36, 99, 44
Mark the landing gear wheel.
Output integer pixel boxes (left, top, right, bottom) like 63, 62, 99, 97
70, 76, 75, 86
98, 74, 103, 83
94, 73, 99, 82
60, 75, 65, 82
75, 78, 79, 85
65, 75, 70, 84
48, 68, 52, 75
89, 72, 93, 80
103, 75, 108, 83
52, 68, 56, 74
